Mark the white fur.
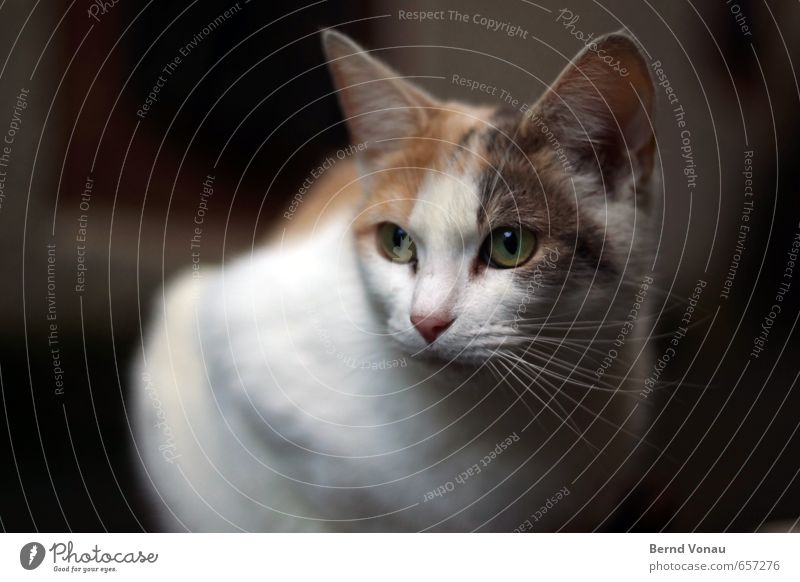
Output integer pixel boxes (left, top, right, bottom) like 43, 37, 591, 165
134, 179, 648, 531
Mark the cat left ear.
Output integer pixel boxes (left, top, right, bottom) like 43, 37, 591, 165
530, 32, 655, 202
322, 29, 439, 164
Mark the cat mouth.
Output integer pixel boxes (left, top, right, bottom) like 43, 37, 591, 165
402, 334, 500, 367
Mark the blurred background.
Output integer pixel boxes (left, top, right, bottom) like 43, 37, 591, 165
0, 0, 799, 532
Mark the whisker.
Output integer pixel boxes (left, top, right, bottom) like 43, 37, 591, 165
487, 359, 547, 433
495, 357, 598, 451
496, 353, 666, 455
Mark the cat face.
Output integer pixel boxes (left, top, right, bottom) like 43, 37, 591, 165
322, 30, 656, 364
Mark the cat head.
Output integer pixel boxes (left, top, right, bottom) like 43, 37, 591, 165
322, 29, 656, 364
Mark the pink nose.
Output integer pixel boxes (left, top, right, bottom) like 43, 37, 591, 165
410, 312, 454, 344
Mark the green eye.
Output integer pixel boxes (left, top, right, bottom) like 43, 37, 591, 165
481, 227, 537, 268
378, 222, 417, 264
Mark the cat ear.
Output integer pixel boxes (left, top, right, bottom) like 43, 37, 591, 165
530, 32, 655, 201
321, 29, 439, 162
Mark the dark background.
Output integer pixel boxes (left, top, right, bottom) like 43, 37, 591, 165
0, 0, 798, 532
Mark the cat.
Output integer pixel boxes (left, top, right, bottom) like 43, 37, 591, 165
133, 28, 658, 532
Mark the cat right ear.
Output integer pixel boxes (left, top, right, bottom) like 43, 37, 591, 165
529, 32, 655, 202
321, 29, 438, 163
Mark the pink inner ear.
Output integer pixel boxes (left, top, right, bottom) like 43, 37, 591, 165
604, 57, 655, 152
623, 102, 653, 152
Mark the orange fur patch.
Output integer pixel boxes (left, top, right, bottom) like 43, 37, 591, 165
351, 103, 494, 241
280, 158, 364, 241
281, 103, 494, 254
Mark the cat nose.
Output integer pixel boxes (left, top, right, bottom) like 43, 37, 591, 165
410, 312, 454, 344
